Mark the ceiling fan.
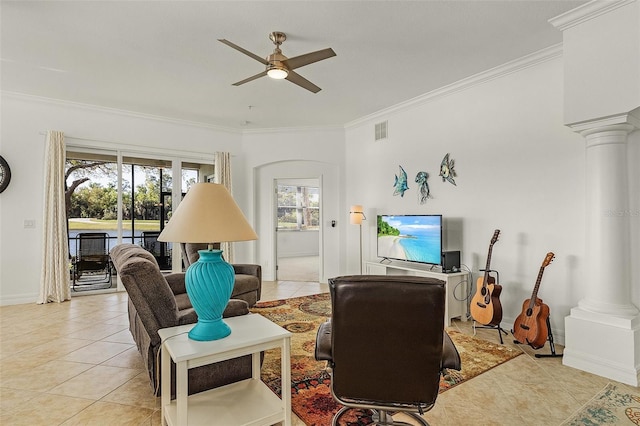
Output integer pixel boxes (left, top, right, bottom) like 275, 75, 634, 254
218, 32, 336, 93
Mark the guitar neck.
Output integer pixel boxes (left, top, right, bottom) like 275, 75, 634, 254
528, 267, 546, 310
527, 253, 554, 310
481, 230, 500, 289
482, 246, 494, 286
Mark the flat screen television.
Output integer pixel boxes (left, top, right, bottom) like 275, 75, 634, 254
377, 214, 443, 266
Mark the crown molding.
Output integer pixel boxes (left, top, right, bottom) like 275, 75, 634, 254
241, 124, 345, 135
549, 0, 636, 31
567, 109, 640, 134
1, 91, 242, 134
345, 44, 563, 129
2, 90, 347, 135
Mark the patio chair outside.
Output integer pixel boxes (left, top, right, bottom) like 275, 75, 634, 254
141, 231, 172, 269
72, 232, 112, 290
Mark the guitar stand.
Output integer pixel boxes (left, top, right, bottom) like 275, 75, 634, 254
512, 316, 563, 358
473, 321, 508, 344
534, 316, 563, 358
472, 269, 506, 344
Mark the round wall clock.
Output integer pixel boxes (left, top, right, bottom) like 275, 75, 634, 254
0, 155, 11, 193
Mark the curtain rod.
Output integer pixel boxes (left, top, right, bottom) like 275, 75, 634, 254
39, 131, 232, 160
40, 131, 124, 147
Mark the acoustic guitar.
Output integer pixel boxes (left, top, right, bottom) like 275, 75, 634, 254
512, 252, 555, 349
470, 230, 502, 326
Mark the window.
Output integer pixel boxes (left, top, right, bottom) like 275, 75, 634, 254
277, 185, 319, 230
66, 150, 203, 270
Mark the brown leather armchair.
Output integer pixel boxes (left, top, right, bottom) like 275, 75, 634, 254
181, 243, 262, 306
315, 275, 461, 426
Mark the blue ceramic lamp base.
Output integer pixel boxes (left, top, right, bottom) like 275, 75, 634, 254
188, 318, 231, 341
185, 249, 235, 341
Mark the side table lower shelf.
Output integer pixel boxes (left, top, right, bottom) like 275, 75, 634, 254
163, 379, 283, 426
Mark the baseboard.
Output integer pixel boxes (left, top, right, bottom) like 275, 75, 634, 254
0, 292, 39, 306
563, 348, 640, 387
277, 253, 319, 258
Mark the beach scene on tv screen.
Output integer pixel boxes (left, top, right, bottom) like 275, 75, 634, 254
377, 215, 441, 264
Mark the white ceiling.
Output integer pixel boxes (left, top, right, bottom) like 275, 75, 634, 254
1, 1, 587, 131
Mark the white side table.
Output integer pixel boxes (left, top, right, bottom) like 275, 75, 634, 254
159, 313, 292, 426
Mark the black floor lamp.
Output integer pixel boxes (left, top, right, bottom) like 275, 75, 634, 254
349, 205, 366, 274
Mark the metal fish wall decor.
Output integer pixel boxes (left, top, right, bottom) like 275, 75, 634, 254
415, 171, 431, 204
393, 165, 409, 197
439, 153, 457, 186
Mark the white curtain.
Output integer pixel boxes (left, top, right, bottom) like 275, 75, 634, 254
38, 131, 71, 304
214, 151, 234, 263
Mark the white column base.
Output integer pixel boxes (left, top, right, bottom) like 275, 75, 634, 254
563, 307, 640, 386
579, 298, 639, 317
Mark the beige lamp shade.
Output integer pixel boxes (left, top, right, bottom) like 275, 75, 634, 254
350, 205, 365, 225
158, 183, 257, 243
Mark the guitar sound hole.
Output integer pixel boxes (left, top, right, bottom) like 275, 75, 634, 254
480, 287, 487, 296
526, 308, 533, 316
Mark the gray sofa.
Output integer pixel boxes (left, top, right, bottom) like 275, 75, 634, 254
110, 243, 254, 397
181, 242, 262, 307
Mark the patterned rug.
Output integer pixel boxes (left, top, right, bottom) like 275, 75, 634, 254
251, 293, 522, 426
562, 383, 640, 425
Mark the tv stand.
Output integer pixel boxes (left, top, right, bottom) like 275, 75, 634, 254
364, 261, 468, 327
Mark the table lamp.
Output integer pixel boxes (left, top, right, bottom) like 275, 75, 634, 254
158, 183, 257, 341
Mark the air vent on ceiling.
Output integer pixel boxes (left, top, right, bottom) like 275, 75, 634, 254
375, 121, 388, 141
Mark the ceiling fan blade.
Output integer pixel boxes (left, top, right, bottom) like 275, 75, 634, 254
283, 48, 336, 70
218, 39, 268, 65
285, 70, 322, 93
233, 70, 268, 86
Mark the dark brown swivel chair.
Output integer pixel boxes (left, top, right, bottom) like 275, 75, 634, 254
315, 275, 461, 426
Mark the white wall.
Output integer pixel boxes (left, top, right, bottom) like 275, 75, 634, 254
0, 94, 244, 304
628, 129, 640, 311
344, 56, 615, 344
277, 231, 319, 258
0, 95, 346, 302
561, 0, 640, 124
241, 128, 345, 282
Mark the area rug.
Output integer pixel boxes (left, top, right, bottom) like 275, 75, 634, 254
251, 293, 522, 426
561, 383, 640, 425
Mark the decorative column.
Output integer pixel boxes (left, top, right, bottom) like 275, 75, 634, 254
550, 0, 640, 387
563, 115, 640, 386
579, 122, 638, 316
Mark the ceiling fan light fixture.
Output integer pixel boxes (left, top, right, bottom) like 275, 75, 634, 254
267, 66, 288, 79
220, 31, 334, 92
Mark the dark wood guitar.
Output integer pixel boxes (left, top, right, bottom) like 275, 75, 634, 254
512, 252, 555, 349
470, 230, 502, 326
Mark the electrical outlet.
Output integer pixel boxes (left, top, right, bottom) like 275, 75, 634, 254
24, 219, 36, 228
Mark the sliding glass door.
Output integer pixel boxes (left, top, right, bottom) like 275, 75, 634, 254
65, 150, 119, 264
66, 149, 210, 292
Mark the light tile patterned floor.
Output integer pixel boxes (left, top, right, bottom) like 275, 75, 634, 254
0, 280, 636, 425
